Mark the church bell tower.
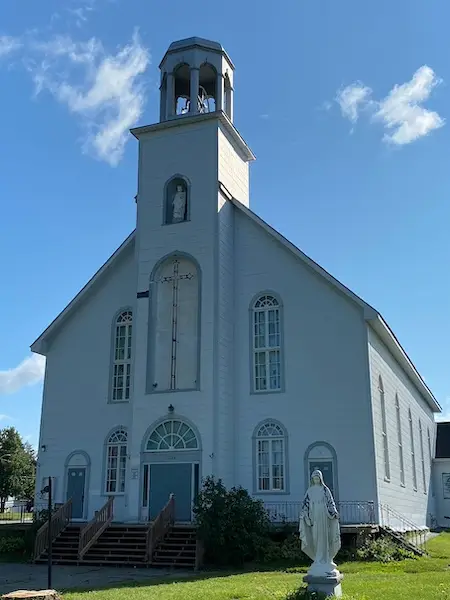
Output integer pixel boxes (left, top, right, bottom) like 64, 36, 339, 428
128, 38, 255, 509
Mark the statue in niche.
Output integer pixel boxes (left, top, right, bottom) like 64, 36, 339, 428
299, 469, 341, 578
171, 183, 187, 223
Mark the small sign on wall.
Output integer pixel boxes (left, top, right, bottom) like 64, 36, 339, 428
442, 473, 450, 499
131, 468, 139, 480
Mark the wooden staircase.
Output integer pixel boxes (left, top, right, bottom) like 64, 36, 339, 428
151, 526, 196, 568
83, 524, 147, 565
36, 524, 81, 565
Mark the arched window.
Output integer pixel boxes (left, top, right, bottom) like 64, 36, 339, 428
146, 419, 199, 451
409, 409, 418, 490
252, 294, 282, 392
419, 420, 427, 493
379, 376, 390, 480
105, 429, 127, 494
111, 310, 132, 401
395, 394, 405, 485
254, 421, 286, 492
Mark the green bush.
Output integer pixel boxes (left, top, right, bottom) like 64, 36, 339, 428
193, 476, 270, 566
0, 535, 26, 555
260, 534, 310, 565
356, 535, 415, 562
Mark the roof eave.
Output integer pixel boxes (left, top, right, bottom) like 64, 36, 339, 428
30, 231, 136, 355
367, 314, 441, 413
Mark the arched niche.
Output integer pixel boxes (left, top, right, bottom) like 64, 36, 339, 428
164, 175, 190, 225
148, 253, 201, 392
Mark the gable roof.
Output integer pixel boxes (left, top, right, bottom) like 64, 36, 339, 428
221, 183, 441, 414
31, 231, 135, 355
31, 184, 441, 414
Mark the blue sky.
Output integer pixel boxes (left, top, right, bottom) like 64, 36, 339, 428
1, 0, 449, 448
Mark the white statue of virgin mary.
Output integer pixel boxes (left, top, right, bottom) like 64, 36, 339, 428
299, 470, 341, 577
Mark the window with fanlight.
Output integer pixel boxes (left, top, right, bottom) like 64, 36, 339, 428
254, 421, 287, 492
111, 310, 133, 401
105, 429, 127, 494
251, 294, 282, 393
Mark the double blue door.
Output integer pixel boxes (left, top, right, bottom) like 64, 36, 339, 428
149, 463, 193, 522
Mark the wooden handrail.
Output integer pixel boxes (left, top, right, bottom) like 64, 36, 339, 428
78, 496, 114, 560
146, 493, 175, 563
34, 498, 72, 560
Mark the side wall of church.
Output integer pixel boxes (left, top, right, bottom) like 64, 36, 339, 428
35, 243, 136, 520
368, 327, 437, 526
232, 210, 378, 506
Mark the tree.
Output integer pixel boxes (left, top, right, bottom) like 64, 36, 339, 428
0, 427, 36, 512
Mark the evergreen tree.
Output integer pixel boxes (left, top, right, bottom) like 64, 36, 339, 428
0, 427, 36, 512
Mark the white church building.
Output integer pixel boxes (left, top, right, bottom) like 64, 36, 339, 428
32, 37, 441, 532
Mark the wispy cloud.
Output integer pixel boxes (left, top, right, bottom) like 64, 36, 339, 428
436, 397, 450, 422
0, 414, 12, 422
0, 35, 22, 58
336, 82, 372, 124
334, 66, 444, 145
28, 30, 150, 166
0, 354, 46, 395
374, 66, 444, 146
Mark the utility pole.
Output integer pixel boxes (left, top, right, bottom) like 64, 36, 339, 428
41, 477, 53, 589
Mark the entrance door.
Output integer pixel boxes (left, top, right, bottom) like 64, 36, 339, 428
149, 463, 192, 522
309, 461, 334, 496
67, 468, 86, 519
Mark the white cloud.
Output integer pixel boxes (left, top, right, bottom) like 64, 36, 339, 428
0, 355, 46, 395
0, 414, 12, 422
29, 31, 150, 166
374, 65, 444, 146
335, 82, 372, 124
334, 66, 444, 145
0, 35, 22, 58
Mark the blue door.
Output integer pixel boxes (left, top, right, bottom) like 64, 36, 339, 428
309, 461, 334, 496
67, 468, 86, 519
149, 463, 192, 522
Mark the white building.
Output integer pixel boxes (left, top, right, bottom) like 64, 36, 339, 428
32, 37, 441, 531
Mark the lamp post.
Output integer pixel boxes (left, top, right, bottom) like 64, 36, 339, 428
41, 477, 53, 589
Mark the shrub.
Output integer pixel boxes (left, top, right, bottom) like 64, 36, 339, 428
356, 535, 415, 562
0, 535, 26, 555
260, 533, 310, 566
193, 476, 270, 566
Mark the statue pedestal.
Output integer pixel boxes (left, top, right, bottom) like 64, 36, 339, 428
303, 572, 343, 598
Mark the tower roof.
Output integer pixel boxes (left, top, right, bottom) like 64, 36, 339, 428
159, 37, 234, 69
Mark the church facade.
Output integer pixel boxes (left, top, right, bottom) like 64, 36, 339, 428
32, 38, 441, 530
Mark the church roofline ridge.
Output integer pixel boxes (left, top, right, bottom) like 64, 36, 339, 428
225, 187, 441, 414
30, 230, 136, 355
159, 37, 234, 69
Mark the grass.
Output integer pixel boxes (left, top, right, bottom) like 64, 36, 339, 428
63, 533, 450, 600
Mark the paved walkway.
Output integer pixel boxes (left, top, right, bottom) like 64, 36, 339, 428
0, 563, 191, 595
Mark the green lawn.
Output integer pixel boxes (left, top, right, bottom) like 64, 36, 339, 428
65, 533, 450, 600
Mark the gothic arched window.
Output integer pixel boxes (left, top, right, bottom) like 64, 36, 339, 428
251, 294, 282, 393
146, 419, 199, 451
111, 310, 132, 402
378, 376, 390, 480
105, 428, 127, 494
395, 394, 405, 485
254, 421, 287, 493
419, 420, 427, 493
409, 409, 418, 490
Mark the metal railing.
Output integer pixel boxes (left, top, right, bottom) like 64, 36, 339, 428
263, 501, 376, 525
0, 504, 33, 523
78, 496, 114, 560
145, 493, 175, 564
34, 499, 72, 560
379, 503, 427, 553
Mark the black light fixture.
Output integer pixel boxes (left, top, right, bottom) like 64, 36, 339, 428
168, 404, 174, 413
40, 445, 47, 452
